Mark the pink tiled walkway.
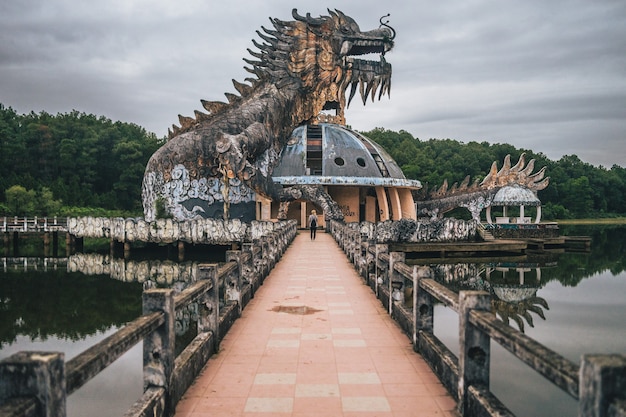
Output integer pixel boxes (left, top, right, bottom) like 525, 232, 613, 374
175, 231, 457, 417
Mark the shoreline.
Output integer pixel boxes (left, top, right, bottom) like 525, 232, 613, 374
556, 217, 626, 225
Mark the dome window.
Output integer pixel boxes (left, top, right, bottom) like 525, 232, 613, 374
356, 157, 366, 167
334, 157, 345, 166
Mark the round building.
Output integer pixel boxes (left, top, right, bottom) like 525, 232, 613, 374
258, 123, 422, 228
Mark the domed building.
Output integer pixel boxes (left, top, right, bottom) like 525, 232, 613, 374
257, 123, 422, 228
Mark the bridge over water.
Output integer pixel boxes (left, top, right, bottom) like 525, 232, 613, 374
173, 231, 456, 416
1, 220, 623, 417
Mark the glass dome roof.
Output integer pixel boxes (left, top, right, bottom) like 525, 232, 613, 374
272, 123, 421, 189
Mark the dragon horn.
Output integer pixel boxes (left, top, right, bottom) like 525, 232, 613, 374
292, 9, 324, 25
379, 13, 396, 40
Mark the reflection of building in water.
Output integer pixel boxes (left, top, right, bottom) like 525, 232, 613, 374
485, 265, 549, 332
67, 253, 202, 285
2, 257, 68, 272
68, 253, 212, 337
432, 262, 551, 332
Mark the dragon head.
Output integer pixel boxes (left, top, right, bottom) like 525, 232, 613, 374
249, 8, 395, 124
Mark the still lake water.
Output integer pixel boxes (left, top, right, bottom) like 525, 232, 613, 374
1, 225, 625, 416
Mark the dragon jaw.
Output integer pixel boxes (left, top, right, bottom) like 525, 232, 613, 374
286, 8, 395, 116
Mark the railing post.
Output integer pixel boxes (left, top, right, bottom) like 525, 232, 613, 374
458, 290, 491, 416
412, 265, 433, 349
242, 243, 256, 290
389, 252, 405, 315
0, 351, 66, 416
226, 250, 243, 314
198, 264, 220, 352
142, 288, 175, 414
256, 237, 264, 278
374, 244, 388, 296
579, 354, 626, 417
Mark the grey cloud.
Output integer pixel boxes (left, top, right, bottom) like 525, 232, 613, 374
0, 0, 624, 167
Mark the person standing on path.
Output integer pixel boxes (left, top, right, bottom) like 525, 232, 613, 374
308, 209, 318, 240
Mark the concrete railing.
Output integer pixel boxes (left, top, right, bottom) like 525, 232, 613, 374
328, 220, 626, 417
0, 220, 297, 417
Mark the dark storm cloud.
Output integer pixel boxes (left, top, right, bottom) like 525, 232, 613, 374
1, 0, 624, 167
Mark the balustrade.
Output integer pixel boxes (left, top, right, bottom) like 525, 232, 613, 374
0, 220, 297, 417
328, 219, 626, 417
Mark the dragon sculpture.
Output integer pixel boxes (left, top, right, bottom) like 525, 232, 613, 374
142, 9, 395, 221
416, 153, 550, 221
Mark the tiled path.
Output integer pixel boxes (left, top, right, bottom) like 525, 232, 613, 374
174, 231, 457, 417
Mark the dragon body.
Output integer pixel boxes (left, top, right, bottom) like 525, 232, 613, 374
416, 154, 550, 221
142, 9, 395, 221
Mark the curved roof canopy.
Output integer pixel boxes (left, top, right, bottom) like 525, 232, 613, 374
493, 287, 538, 303
272, 123, 421, 189
492, 185, 541, 206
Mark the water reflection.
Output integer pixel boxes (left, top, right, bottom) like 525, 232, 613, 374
404, 225, 626, 336
0, 268, 142, 349
1, 225, 625, 417
426, 261, 552, 332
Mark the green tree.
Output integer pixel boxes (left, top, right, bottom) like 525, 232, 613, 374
37, 187, 63, 216
5, 185, 35, 216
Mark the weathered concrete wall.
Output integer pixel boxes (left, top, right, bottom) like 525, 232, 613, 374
67, 217, 280, 244
355, 218, 477, 243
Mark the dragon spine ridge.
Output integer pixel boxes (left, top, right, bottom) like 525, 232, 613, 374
168, 9, 393, 140
424, 153, 549, 199
417, 153, 550, 221
142, 9, 395, 222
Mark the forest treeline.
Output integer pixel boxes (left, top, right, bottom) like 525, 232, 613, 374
361, 127, 626, 219
0, 104, 162, 216
1, 104, 624, 219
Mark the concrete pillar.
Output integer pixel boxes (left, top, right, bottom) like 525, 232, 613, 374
374, 244, 388, 296
413, 266, 434, 349
177, 241, 185, 262
198, 264, 220, 352
52, 231, 59, 257
11, 231, 20, 256
388, 188, 402, 221
44, 232, 51, 257
579, 354, 626, 417
398, 188, 417, 220
226, 250, 243, 314
0, 351, 66, 417
65, 233, 72, 256
301, 201, 308, 229
142, 289, 175, 412
458, 291, 491, 415
123, 241, 131, 260
375, 187, 390, 221
389, 252, 405, 314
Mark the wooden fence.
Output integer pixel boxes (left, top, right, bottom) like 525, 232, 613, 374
0, 220, 297, 417
1, 217, 68, 233
328, 220, 626, 417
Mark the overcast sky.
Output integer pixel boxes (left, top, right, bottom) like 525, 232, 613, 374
1, 0, 624, 168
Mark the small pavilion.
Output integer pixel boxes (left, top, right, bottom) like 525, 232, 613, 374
485, 184, 542, 225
